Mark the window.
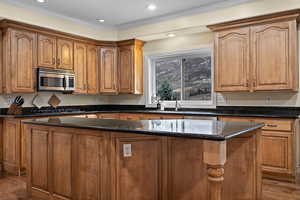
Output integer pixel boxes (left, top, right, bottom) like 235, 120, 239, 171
146, 48, 215, 108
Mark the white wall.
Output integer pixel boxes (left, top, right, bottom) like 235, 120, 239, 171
118, 0, 300, 41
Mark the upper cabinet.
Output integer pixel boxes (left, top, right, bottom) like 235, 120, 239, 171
99, 47, 118, 94
0, 20, 144, 94
38, 34, 74, 70
38, 34, 56, 69
214, 27, 250, 92
3, 28, 37, 93
57, 38, 74, 70
117, 40, 145, 94
86, 45, 99, 94
208, 10, 299, 92
251, 21, 298, 91
74, 42, 87, 94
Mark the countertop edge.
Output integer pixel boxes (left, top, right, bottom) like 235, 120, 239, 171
22, 119, 264, 141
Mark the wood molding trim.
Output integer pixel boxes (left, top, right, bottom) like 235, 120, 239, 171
0, 19, 116, 46
207, 9, 300, 31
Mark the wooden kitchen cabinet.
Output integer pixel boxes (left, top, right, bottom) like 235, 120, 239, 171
251, 21, 298, 91
38, 34, 75, 71
87, 45, 99, 94
214, 27, 250, 92
118, 40, 144, 94
119, 113, 144, 120
3, 28, 37, 93
261, 131, 293, 176
74, 42, 87, 93
2, 119, 22, 175
208, 10, 299, 92
110, 133, 167, 200
99, 47, 118, 94
26, 127, 109, 200
98, 113, 120, 119
57, 38, 74, 70
38, 34, 57, 69
219, 116, 296, 182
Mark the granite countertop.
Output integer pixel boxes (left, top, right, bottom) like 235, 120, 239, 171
0, 105, 300, 119
23, 117, 264, 141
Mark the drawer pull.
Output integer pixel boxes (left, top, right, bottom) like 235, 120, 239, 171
266, 124, 278, 128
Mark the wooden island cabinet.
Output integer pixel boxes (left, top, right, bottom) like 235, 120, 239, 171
219, 116, 297, 182
24, 119, 262, 200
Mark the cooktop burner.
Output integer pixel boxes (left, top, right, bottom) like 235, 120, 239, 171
29, 107, 82, 114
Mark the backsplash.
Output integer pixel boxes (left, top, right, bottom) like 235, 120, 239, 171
0, 92, 109, 108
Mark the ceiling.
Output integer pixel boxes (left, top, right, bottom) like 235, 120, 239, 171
5, 0, 252, 30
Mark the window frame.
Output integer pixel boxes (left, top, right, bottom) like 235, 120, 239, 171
145, 47, 216, 108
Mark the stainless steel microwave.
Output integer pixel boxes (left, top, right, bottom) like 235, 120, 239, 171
37, 68, 75, 93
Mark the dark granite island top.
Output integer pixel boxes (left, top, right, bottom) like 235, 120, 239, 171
22, 117, 264, 141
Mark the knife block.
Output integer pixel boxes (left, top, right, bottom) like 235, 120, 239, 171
7, 103, 22, 115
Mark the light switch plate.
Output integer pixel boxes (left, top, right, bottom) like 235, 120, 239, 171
123, 144, 132, 157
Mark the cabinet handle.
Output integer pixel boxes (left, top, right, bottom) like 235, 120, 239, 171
246, 79, 249, 87
266, 124, 278, 128
52, 58, 55, 65
57, 58, 61, 65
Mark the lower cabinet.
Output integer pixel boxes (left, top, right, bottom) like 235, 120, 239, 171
27, 127, 109, 200
25, 125, 260, 200
219, 116, 296, 182
110, 133, 167, 200
2, 119, 22, 175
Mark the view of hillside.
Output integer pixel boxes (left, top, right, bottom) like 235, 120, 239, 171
155, 56, 212, 101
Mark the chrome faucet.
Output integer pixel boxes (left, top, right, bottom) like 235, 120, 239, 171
175, 100, 179, 111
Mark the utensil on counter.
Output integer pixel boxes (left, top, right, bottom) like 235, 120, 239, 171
48, 94, 61, 108
7, 96, 24, 115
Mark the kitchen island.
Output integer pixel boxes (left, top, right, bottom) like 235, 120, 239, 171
23, 117, 264, 200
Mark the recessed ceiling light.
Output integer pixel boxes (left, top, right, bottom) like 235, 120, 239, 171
167, 33, 176, 38
97, 19, 105, 23
36, 0, 47, 3
147, 4, 157, 11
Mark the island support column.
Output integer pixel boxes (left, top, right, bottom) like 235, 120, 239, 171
203, 140, 227, 200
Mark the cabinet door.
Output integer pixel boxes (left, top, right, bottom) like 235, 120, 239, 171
168, 138, 207, 200
10, 29, 37, 93
99, 47, 118, 94
118, 46, 133, 93
261, 131, 294, 175
74, 134, 108, 200
112, 135, 166, 200
3, 119, 21, 172
215, 27, 250, 92
251, 21, 298, 91
38, 34, 56, 68
74, 42, 87, 94
27, 128, 50, 192
87, 45, 99, 94
52, 132, 73, 199
57, 38, 74, 70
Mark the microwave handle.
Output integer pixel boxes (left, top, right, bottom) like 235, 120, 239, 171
64, 76, 68, 89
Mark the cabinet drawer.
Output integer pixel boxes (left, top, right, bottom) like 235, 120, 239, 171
257, 119, 293, 132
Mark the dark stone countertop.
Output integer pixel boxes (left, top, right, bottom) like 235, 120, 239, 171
22, 117, 264, 141
0, 105, 300, 119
